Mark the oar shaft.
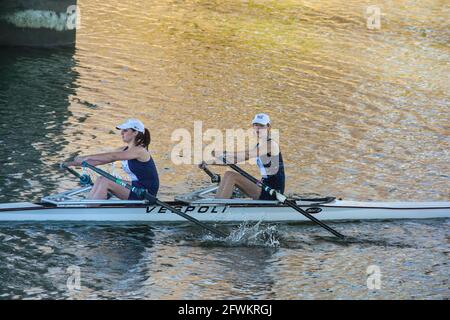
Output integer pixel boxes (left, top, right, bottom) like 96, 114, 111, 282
285, 200, 344, 239
227, 164, 265, 190
61, 164, 82, 179
61, 163, 93, 186
227, 163, 345, 239
81, 162, 227, 238
199, 162, 221, 183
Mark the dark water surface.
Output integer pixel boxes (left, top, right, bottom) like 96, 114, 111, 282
0, 0, 448, 299
0, 219, 448, 299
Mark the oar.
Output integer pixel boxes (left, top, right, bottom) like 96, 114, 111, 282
224, 161, 346, 239
60, 163, 93, 186
199, 161, 221, 183
81, 161, 228, 238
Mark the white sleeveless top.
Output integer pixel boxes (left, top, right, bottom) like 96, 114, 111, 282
121, 160, 138, 181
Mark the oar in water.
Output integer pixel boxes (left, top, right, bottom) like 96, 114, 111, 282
81, 161, 228, 238
223, 161, 346, 240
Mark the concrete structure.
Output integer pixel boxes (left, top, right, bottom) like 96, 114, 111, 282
0, 0, 77, 47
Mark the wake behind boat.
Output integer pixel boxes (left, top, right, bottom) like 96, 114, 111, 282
1, 164, 449, 223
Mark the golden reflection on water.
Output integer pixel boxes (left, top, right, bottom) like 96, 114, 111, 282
60, 0, 450, 201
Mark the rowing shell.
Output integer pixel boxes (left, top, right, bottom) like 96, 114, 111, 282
0, 199, 449, 222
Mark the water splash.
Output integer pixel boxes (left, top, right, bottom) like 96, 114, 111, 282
198, 221, 282, 247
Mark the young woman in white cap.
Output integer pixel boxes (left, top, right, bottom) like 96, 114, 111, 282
214, 113, 285, 200
63, 119, 159, 200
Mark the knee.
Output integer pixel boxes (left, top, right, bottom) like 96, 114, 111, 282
223, 171, 238, 180
95, 176, 108, 186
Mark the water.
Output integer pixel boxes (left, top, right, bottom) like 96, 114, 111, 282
0, 220, 448, 299
0, 0, 449, 299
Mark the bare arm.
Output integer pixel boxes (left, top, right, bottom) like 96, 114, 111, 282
253, 139, 280, 157
65, 148, 143, 167
211, 146, 256, 164
63, 159, 105, 167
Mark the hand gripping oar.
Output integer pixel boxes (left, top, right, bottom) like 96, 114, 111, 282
81, 161, 227, 238
224, 161, 346, 239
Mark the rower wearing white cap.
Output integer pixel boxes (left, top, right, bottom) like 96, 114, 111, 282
64, 119, 159, 200
214, 113, 285, 200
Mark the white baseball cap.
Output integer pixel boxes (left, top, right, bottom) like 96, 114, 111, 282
252, 113, 271, 126
116, 119, 145, 133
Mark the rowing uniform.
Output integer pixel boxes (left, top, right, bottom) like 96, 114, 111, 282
256, 139, 285, 200
121, 151, 159, 201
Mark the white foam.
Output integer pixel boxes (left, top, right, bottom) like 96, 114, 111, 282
226, 221, 281, 247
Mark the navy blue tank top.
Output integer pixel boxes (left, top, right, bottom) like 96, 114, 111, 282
121, 148, 159, 198
256, 140, 285, 198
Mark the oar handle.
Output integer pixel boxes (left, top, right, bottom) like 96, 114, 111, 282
199, 162, 221, 183
81, 161, 228, 238
60, 163, 93, 186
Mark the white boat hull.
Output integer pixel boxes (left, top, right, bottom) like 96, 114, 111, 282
0, 200, 449, 222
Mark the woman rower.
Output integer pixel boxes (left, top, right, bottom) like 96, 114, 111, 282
214, 113, 285, 200
63, 119, 159, 201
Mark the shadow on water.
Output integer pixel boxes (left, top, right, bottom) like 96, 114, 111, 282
311, 234, 417, 249
0, 222, 155, 298
171, 220, 424, 249
0, 46, 79, 202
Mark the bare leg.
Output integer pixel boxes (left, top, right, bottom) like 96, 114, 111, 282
88, 177, 109, 200
87, 176, 131, 200
215, 171, 262, 199
88, 177, 103, 197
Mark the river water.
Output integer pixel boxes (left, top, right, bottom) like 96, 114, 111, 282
0, 0, 448, 299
